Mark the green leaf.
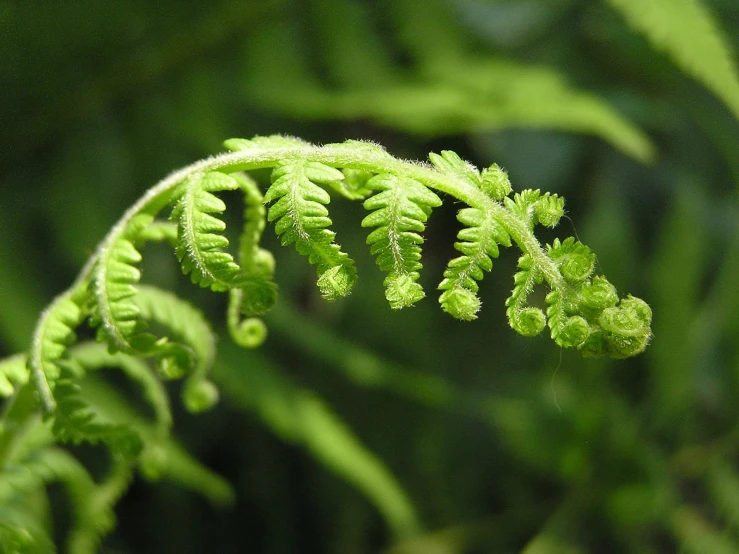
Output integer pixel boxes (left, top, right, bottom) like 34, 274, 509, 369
52, 380, 143, 458
607, 0, 739, 120
172, 171, 245, 292
438, 207, 511, 320
548, 238, 596, 284
90, 213, 157, 355
504, 189, 565, 230
29, 288, 87, 410
506, 255, 546, 336
266, 159, 357, 300
0, 354, 29, 398
213, 346, 421, 539
361, 173, 442, 309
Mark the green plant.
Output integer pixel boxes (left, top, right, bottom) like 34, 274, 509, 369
0, 135, 650, 551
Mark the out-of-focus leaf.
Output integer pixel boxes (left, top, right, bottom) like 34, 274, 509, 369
647, 184, 708, 429
212, 343, 421, 540
607, 0, 739, 120
79, 375, 235, 507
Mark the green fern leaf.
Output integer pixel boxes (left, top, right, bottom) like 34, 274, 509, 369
545, 289, 590, 349
134, 286, 219, 412
233, 172, 278, 316
69, 342, 172, 437
223, 134, 309, 152
172, 171, 246, 292
608, 0, 739, 120
361, 173, 442, 309
428, 149, 483, 188
266, 159, 357, 300
438, 207, 511, 320
506, 255, 546, 336
504, 189, 565, 230
29, 289, 87, 410
52, 380, 143, 458
90, 213, 158, 355
134, 286, 215, 376
0, 354, 29, 398
548, 237, 596, 284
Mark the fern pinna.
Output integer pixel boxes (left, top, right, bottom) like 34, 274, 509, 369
0, 135, 651, 551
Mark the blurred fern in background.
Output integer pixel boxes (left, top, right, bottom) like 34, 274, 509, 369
1, 0, 739, 552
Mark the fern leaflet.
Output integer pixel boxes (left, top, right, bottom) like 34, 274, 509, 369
172, 171, 245, 291
52, 379, 143, 458
506, 254, 546, 337
29, 288, 87, 411
361, 173, 441, 308
90, 213, 157, 355
265, 159, 357, 300
439, 207, 511, 320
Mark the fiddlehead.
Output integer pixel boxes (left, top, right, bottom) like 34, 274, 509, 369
0, 134, 652, 550
14, 134, 651, 415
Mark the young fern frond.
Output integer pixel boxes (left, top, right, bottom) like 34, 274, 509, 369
0, 134, 653, 551
503, 189, 565, 230
0, 354, 28, 398
265, 159, 357, 300
231, 171, 278, 319
506, 254, 546, 337
439, 207, 512, 321
52, 379, 143, 458
90, 213, 155, 355
29, 287, 88, 411
19, 135, 651, 411
133, 285, 219, 412
361, 173, 442, 308
172, 171, 245, 292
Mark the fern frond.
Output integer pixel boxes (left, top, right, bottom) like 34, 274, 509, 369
505, 255, 546, 336
361, 173, 442, 308
0, 447, 95, 554
0, 513, 54, 554
0, 354, 29, 398
52, 379, 143, 458
29, 288, 87, 411
503, 189, 565, 230
172, 171, 246, 292
548, 238, 596, 285
607, 0, 739, 120
69, 341, 172, 437
90, 213, 157, 356
266, 159, 357, 300
428, 149, 483, 189
580, 294, 652, 359
223, 134, 309, 152
67, 455, 134, 554
429, 150, 513, 202
134, 286, 219, 412
439, 207, 511, 320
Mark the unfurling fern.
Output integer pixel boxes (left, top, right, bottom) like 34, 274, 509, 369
265, 158, 357, 300
362, 173, 441, 308
0, 135, 652, 551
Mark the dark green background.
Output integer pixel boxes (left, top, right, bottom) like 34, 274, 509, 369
2, 1, 739, 552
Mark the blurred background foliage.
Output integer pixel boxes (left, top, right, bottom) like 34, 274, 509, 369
1, 0, 739, 552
